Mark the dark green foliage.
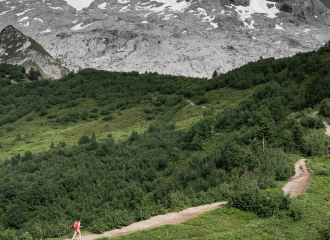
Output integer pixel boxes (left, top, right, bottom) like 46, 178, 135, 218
1, 42, 330, 239
78, 135, 90, 145
81, 111, 88, 120
212, 70, 218, 78
197, 96, 208, 105
102, 115, 114, 121
47, 114, 57, 119
318, 225, 330, 240
39, 107, 47, 116
28, 67, 41, 81
320, 98, 330, 117
289, 202, 303, 221
228, 180, 291, 218
292, 120, 307, 154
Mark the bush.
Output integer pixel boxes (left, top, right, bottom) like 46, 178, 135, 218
26, 115, 33, 122
102, 115, 113, 121
289, 202, 303, 221
78, 135, 90, 145
320, 98, 330, 117
143, 108, 153, 114
39, 107, 48, 116
47, 114, 57, 119
197, 96, 208, 105
89, 113, 98, 119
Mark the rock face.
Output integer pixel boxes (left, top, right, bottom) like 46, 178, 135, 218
0, 25, 66, 79
0, 0, 329, 78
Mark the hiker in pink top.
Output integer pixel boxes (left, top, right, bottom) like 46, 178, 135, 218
72, 220, 82, 240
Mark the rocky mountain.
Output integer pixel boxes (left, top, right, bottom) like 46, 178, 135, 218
0, 0, 329, 78
0, 25, 66, 79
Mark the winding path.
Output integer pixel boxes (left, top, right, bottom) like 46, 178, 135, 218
71, 112, 330, 240
68, 202, 227, 240
282, 159, 310, 197
282, 111, 330, 197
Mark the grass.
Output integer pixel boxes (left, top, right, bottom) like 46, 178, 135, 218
93, 156, 329, 240
201, 87, 255, 110
0, 86, 255, 161
0, 99, 155, 160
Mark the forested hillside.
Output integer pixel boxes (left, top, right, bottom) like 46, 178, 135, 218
1, 42, 330, 239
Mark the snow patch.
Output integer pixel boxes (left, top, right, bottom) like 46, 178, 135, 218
141, 20, 148, 23
274, 24, 284, 30
304, 28, 311, 33
23, 21, 29, 26
0, 6, 15, 16
49, 6, 63, 10
134, 0, 191, 13
71, 22, 97, 31
229, 0, 279, 28
16, 8, 33, 16
18, 16, 29, 22
196, 8, 218, 28
34, 18, 43, 22
64, 0, 95, 11
275, 41, 281, 43
119, 5, 129, 12
118, 0, 130, 3
98, 3, 107, 9
40, 28, 51, 33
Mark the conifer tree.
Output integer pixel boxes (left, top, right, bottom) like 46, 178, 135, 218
257, 118, 272, 152
212, 70, 218, 78
292, 120, 307, 154
28, 67, 36, 80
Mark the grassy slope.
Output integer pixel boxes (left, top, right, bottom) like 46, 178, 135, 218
109, 156, 329, 240
0, 87, 255, 161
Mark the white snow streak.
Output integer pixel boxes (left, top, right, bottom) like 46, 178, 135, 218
17, 16, 29, 22
71, 22, 97, 31
98, 3, 107, 9
16, 8, 33, 16
40, 28, 51, 33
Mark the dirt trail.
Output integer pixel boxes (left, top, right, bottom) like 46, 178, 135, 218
69, 202, 227, 240
282, 159, 310, 197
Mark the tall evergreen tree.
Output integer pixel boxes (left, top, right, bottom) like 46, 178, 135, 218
257, 118, 272, 152
212, 70, 218, 78
28, 67, 36, 80
292, 120, 307, 154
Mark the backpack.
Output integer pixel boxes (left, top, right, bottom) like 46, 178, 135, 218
73, 221, 79, 230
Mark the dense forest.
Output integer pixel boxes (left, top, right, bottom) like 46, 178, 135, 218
0, 41, 330, 239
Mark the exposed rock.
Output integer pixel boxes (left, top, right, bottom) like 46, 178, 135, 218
0, 0, 329, 78
0, 25, 66, 79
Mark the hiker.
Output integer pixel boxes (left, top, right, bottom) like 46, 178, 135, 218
72, 220, 82, 240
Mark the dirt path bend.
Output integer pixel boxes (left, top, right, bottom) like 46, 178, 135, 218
282, 159, 310, 197
70, 202, 227, 240
324, 121, 330, 136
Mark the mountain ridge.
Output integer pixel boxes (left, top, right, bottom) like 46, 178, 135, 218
0, 0, 329, 77
0, 25, 66, 79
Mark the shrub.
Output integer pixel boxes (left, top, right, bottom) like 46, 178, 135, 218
78, 135, 90, 145
26, 115, 33, 122
89, 113, 98, 119
39, 107, 48, 116
289, 202, 303, 221
197, 96, 208, 105
47, 114, 57, 119
320, 98, 330, 117
81, 111, 88, 120
143, 108, 153, 114
102, 115, 113, 121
